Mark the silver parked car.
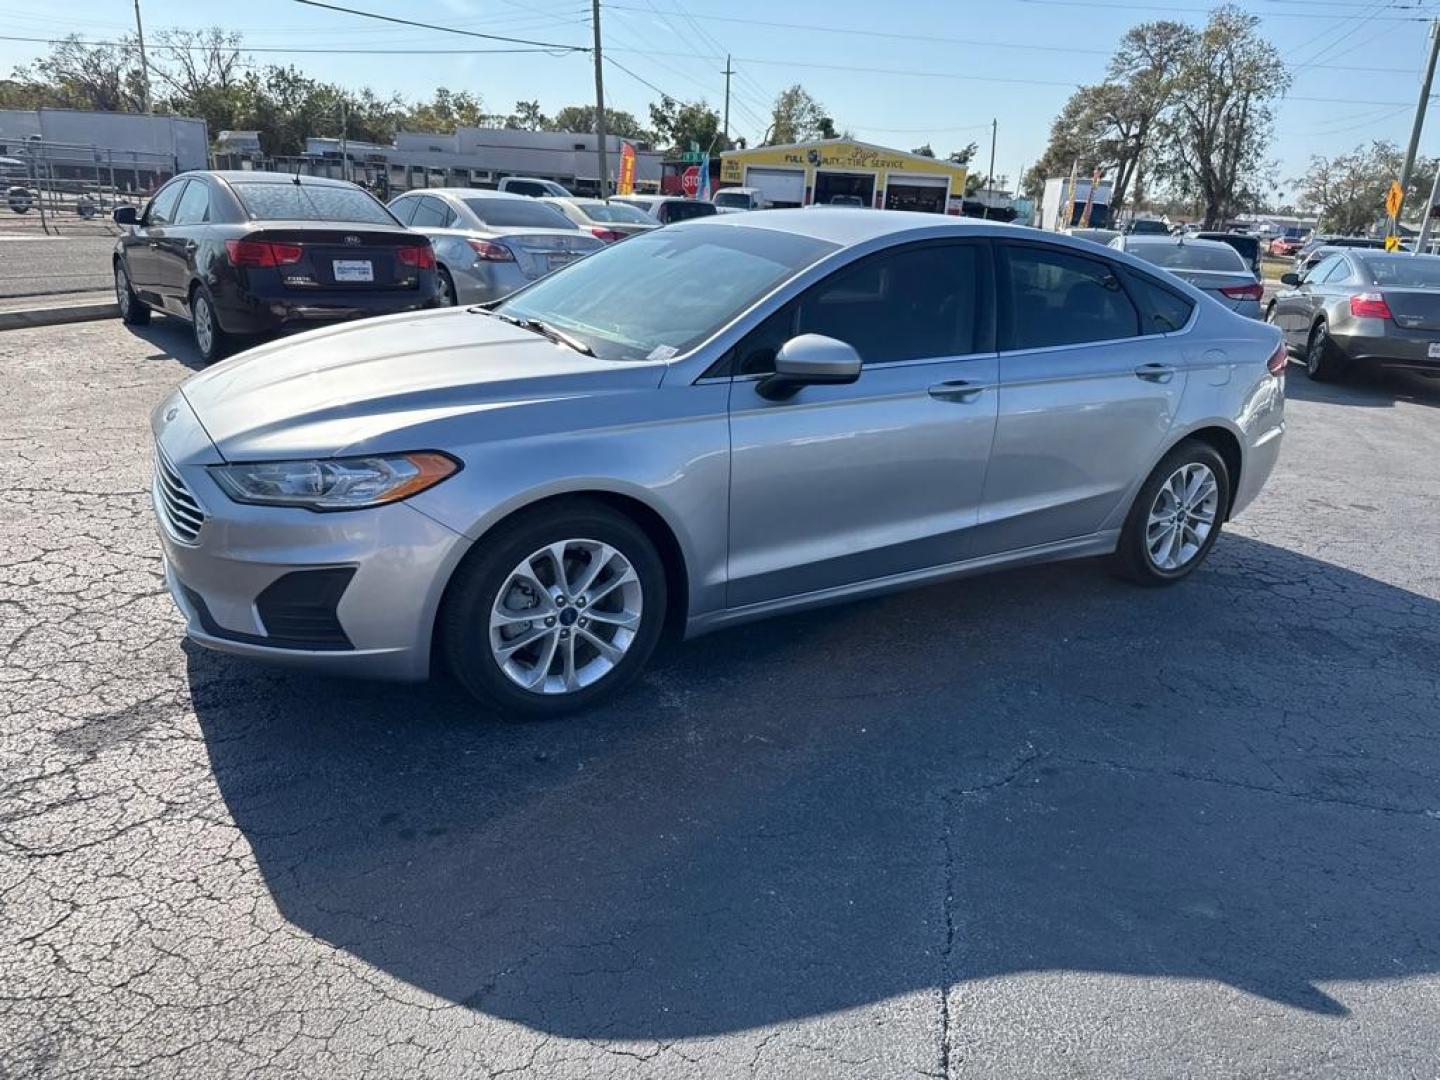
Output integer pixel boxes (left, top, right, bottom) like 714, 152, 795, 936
388, 188, 602, 305
1269, 250, 1440, 380
540, 196, 661, 242
151, 212, 1286, 717
1110, 235, 1264, 318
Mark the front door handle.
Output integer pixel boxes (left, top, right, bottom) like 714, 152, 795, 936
928, 379, 988, 403
1134, 363, 1176, 383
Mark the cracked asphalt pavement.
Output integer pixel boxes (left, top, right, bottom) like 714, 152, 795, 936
3, 318, 1439, 1078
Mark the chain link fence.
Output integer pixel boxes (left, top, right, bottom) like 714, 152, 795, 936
1, 139, 179, 238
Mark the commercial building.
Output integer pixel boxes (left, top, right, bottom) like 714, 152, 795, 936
718, 139, 969, 213
0, 107, 208, 190
296, 128, 665, 197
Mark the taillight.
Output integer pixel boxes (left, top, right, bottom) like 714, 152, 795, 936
395, 244, 436, 270
467, 238, 514, 262
225, 239, 304, 267
1267, 340, 1287, 378
590, 227, 625, 243
1350, 292, 1392, 320
1219, 282, 1264, 301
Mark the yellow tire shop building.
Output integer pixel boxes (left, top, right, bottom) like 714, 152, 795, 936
718, 139, 969, 213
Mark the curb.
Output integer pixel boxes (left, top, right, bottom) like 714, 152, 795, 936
0, 301, 118, 332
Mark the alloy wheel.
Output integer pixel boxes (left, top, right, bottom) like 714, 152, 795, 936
489, 538, 643, 695
195, 296, 214, 356
1306, 324, 1326, 377
1145, 462, 1219, 572
114, 266, 130, 317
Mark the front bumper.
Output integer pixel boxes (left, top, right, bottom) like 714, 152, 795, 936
152, 449, 471, 682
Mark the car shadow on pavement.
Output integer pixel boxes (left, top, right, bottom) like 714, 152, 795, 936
187, 533, 1440, 1039
1284, 363, 1440, 408
125, 319, 207, 372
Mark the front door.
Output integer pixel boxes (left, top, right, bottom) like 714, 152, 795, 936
972, 240, 1189, 555
126, 178, 188, 293
726, 240, 999, 609
156, 178, 211, 314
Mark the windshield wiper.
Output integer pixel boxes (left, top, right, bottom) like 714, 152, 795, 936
480, 310, 594, 356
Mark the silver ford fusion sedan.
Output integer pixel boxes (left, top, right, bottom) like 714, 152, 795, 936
151, 210, 1286, 717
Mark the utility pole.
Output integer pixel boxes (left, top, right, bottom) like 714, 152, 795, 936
1415, 163, 1440, 255
339, 99, 349, 183
133, 0, 152, 114
722, 54, 735, 145
986, 118, 997, 218
591, 0, 609, 196
1397, 17, 1440, 227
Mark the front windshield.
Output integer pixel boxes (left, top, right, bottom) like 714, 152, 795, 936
496, 223, 837, 362
1130, 242, 1246, 272
1362, 255, 1440, 287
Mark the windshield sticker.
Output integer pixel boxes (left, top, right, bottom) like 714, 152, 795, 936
646, 345, 679, 361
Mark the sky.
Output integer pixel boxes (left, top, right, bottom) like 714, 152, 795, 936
1, 0, 1437, 202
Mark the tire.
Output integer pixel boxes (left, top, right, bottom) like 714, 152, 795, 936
190, 286, 231, 364
441, 500, 668, 719
114, 261, 150, 326
1113, 439, 1231, 587
437, 267, 458, 307
1304, 319, 1344, 382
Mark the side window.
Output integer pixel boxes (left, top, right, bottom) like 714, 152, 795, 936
793, 244, 981, 365
440, 201, 459, 227
508, 181, 540, 197
409, 196, 448, 227
173, 180, 210, 225
1304, 255, 1341, 283
1321, 258, 1353, 284
388, 197, 417, 225
1001, 244, 1140, 350
146, 181, 187, 227
1125, 270, 1195, 334
735, 304, 798, 376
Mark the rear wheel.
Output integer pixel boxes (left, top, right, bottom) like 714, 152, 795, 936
441, 501, 667, 719
437, 267, 458, 306
190, 286, 231, 364
1113, 439, 1230, 586
115, 262, 150, 326
1305, 320, 1344, 381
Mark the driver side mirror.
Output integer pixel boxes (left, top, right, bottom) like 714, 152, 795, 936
1279, 272, 1300, 286
113, 205, 138, 226
757, 334, 862, 400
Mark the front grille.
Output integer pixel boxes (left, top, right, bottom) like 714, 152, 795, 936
154, 447, 205, 544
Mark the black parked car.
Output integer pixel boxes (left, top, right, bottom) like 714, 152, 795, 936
1196, 231, 1262, 277
112, 171, 441, 362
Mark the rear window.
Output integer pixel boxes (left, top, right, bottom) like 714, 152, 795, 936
665, 201, 719, 222
577, 201, 654, 224
1361, 255, 1440, 288
1128, 242, 1246, 272
232, 182, 395, 224
464, 198, 576, 229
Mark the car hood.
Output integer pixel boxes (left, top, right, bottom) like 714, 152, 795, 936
179, 307, 664, 460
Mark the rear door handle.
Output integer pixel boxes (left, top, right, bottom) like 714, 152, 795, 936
928, 379, 988, 403
1134, 363, 1176, 383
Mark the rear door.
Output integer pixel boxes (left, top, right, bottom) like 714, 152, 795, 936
726, 240, 1000, 607
975, 240, 1189, 555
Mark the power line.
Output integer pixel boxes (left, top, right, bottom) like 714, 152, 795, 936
290, 0, 588, 52
1017, 0, 1428, 16
0, 33, 566, 56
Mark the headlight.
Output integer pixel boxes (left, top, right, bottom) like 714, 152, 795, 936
209, 452, 460, 511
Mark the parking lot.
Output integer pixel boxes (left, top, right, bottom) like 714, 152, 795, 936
2, 316, 1439, 1077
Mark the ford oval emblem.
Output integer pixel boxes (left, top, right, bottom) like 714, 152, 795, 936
343, 234, 362, 245
164, 406, 179, 422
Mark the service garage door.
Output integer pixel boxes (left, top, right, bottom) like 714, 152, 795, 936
885, 174, 950, 214
745, 166, 806, 209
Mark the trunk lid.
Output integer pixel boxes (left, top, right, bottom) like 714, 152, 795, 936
242, 225, 428, 291
486, 227, 602, 279
1168, 269, 1262, 311
1381, 288, 1440, 331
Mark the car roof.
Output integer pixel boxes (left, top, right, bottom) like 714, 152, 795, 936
201, 170, 358, 188
394, 188, 528, 201
1125, 235, 1235, 251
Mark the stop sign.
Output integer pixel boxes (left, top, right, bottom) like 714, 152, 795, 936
681, 166, 700, 198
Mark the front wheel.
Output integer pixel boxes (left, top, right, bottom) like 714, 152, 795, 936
115, 262, 150, 326
1113, 439, 1230, 586
441, 501, 668, 718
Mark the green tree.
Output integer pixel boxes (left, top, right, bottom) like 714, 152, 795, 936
1296, 141, 1436, 234
506, 99, 548, 131
404, 87, 489, 133
766, 85, 835, 145
647, 96, 725, 153
551, 104, 651, 142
